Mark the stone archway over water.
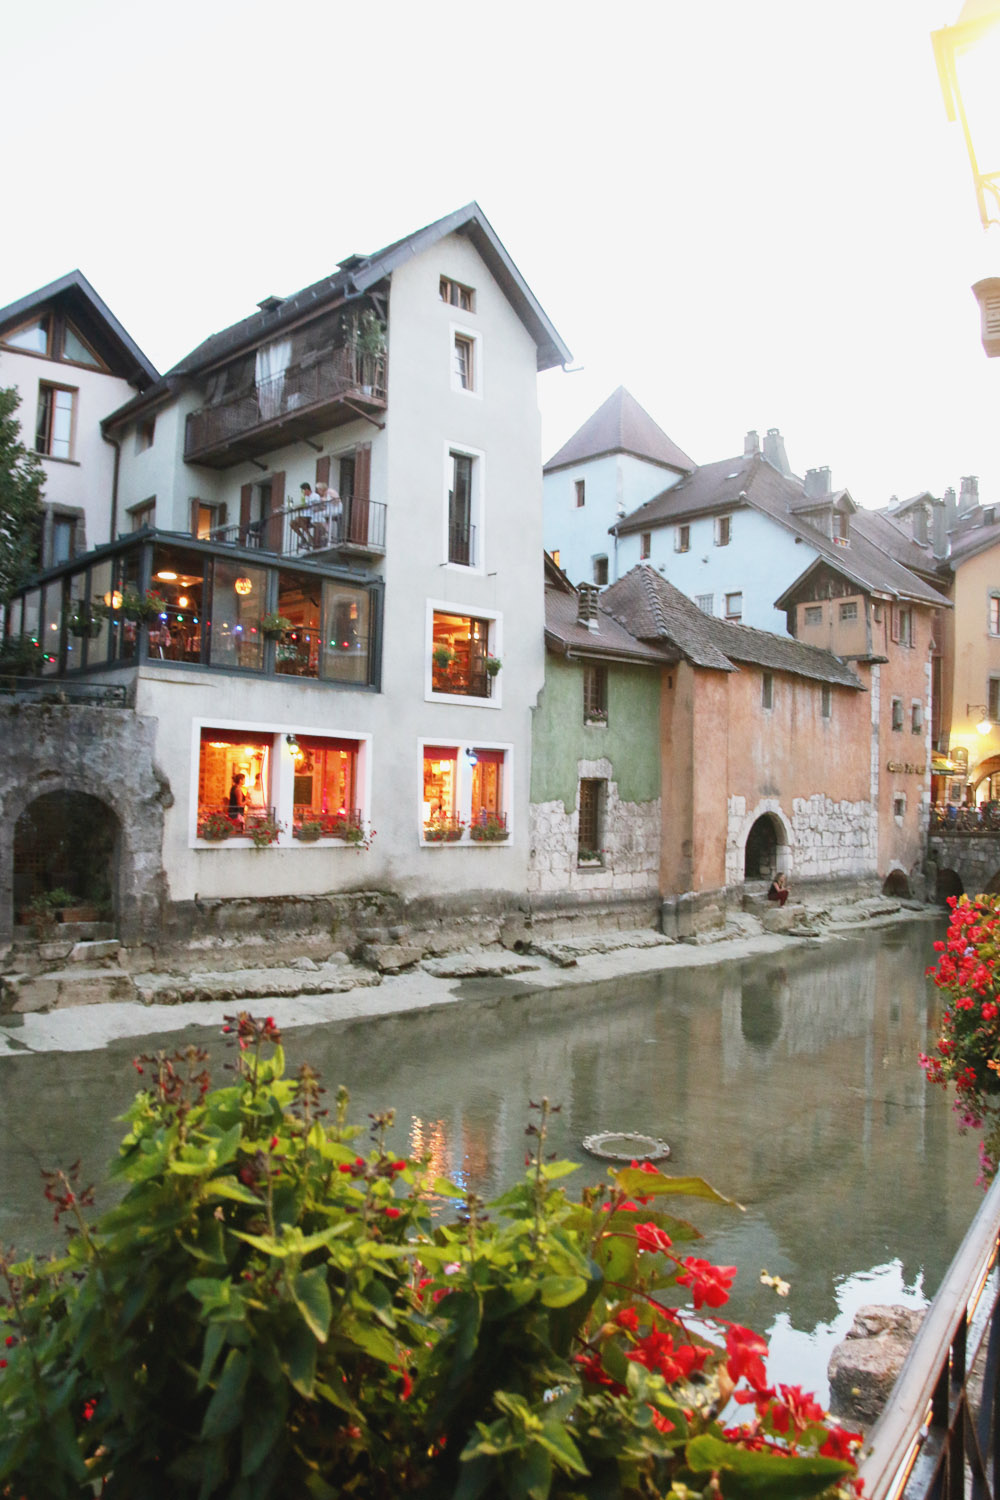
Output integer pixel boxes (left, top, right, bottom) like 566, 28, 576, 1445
882, 869, 911, 899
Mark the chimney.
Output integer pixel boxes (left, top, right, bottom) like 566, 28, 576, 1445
804, 466, 831, 500
763, 428, 790, 475
944, 486, 957, 534
577, 583, 600, 632
257, 295, 285, 313
959, 475, 980, 512
744, 430, 759, 455
911, 504, 929, 545
931, 497, 948, 558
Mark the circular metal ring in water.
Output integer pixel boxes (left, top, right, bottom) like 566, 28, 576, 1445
582, 1131, 671, 1163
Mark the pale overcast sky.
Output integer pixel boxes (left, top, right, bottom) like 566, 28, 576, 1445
4, 0, 998, 509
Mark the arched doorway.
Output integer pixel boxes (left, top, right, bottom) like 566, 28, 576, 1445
744, 814, 781, 880
935, 868, 963, 905
883, 870, 911, 898
13, 792, 119, 924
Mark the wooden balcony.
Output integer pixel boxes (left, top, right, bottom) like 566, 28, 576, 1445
185, 347, 387, 468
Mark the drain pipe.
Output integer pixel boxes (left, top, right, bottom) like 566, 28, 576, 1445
101, 424, 122, 544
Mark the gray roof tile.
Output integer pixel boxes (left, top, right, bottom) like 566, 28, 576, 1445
544, 387, 695, 474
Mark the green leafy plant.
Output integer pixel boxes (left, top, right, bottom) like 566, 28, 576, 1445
424, 816, 465, 843
118, 587, 168, 623
247, 814, 283, 848
485, 655, 502, 677
320, 812, 375, 850
577, 849, 605, 864
0, 635, 43, 678
469, 813, 509, 842
0, 1018, 860, 1499
198, 809, 235, 841
260, 613, 292, 638
433, 643, 455, 670
65, 600, 102, 638
294, 819, 324, 841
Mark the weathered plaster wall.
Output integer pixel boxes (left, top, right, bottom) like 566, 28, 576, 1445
0, 703, 169, 945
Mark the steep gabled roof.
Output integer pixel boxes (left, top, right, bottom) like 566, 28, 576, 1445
945, 519, 1000, 568
545, 582, 674, 666
0, 270, 158, 387
543, 387, 695, 475
603, 566, 864, 688
162, 202, 570, 382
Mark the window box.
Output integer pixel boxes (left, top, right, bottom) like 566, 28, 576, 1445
199, 809, 237, 841
294, 821, 324, 842
469, 813, 509, 842
424, 817, 465, 843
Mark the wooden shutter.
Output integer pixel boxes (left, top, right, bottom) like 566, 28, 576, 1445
315, 455, 331, 486
239, 483, 252, 546
190, 498, 202, 537
265, 471, 285, 552
348, 443, 371, 544
890, 607, 901, 643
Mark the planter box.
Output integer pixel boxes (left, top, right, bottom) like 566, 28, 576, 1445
58, 905, 100, 924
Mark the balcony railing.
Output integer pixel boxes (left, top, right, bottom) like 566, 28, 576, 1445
185, 347, 387, 467
448, 522, 477, 567
857, 1171, 1000, 1499
930, 806, 1000, 834
209, 496, 386, 559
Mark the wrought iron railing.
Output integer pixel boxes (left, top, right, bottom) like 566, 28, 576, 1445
209, 496, 386, 558
857, 1172, 1000, 1498
448, 521, 477, 568
185, 346, 387, 458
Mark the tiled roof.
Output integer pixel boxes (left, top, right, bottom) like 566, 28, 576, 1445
543, 387, 695, 475
603, 567, 864, 688
946, 520, 1000, 567
0, 270, 159, 387
545, 582, 674, 665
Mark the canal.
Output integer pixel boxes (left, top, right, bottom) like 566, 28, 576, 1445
0, 916, 983, 1403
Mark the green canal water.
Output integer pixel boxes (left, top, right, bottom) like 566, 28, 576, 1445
0, 916, 983, 1403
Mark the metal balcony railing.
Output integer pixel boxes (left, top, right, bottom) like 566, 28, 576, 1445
448, 521, 477, 568
209, 496, 386, 558
930, 807, 1000, 834
858, 1172, 1000, 1499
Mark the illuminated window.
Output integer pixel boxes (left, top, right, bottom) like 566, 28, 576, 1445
422, 742, 509, 841
292, 736, 360, 836
197, 729, 273, 835
431, 608, 496, 698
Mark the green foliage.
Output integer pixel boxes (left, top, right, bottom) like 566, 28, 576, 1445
0, 385, 44, 607
0, 1017, 860, 1499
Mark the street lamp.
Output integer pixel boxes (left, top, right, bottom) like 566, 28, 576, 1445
933, 3, 1000, 351
967, 702, 993, 733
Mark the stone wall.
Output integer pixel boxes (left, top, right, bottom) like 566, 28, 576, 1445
726, 793, 876, 886
528, 758, 660, 901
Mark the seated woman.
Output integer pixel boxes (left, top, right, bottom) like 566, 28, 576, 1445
767, 872, 789, 907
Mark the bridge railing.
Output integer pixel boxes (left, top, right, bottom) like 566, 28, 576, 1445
930, 807, 1000, 834
856, 1171, 1000, 1499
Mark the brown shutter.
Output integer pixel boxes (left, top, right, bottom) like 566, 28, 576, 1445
266, 471, 285, 553
348, 443, 371, 544
890, 607, 900, 643
239, 484, 252, 546
315, 455, 331, 486
190, 498, 202, 537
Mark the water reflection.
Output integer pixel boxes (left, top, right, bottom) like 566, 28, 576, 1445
0, 920, 982, 1401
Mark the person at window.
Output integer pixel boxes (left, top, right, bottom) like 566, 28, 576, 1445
228, 772, 247, 828
767, 872, 789, 907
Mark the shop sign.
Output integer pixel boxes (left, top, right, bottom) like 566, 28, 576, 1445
886, 760, 926, 774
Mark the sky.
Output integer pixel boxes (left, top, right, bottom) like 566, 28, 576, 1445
4, 0, 999, 511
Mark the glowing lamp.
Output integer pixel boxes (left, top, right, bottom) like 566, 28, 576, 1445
104, 590, 123, 610
968, 702, 993, 734
156, 570, 178, 582
286, 733, 304, 759
234, 576, 253, 596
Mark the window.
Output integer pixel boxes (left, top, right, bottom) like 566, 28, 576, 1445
640, 532, 651, 559
725, 592, 743, 622
834, 511, 850, 544
696, 594, 714, 615
196, 726, 367, 843
575, 480, 585, 508
197, 728, 274, 835
990, 594, 1000, 636
2, 313, 104, 368
821, 684, 832, 719
291, 736, 361, 837
440, 276, 475, 311
675, 524, 690, 552
891, 697, 903, 731
593, 555, 608, 586
804, 605, 823, 625
192, 501, 225, 540
761, 673, 773, 710
911, 700, 923, 734
453, 333, 475, 391
894, 794, 906, 821
447, 448, 480, 566
422, 742, 510, 842
715, 515, 732, 547
430, 608, 498, 700
989, 678, 1000, 722
578, 778, 604, 863
891, 606, 913, 646
4, 316, 49, 354
551, 549, 560, 568
35, 383, 76, 458
839, 601, 858, 622
129, 499, 155, 531
50, 514, 77, 567
135, 417, 156, 453
583, 663, 608, 724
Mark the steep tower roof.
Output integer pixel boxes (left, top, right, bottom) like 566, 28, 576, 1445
543, 387, 695, 475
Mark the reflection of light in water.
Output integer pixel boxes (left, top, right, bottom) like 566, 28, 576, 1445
410, 1117, 469, 1190
764, 1260, 925, 1406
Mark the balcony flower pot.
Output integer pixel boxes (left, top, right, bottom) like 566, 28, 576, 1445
261, 613, 293, 639
294, 821, 323, 842
121, 588, 168, 623
247, 815, 283, 848
485, 656, 502, 677
424, 820, 464, 843
433, 645, 455, 671
469, 817, 509, 843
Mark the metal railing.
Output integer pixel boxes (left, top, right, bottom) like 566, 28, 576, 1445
858, 1172, 1000, 1499
448, 521, 477, 568
930, 807, 1000, 834
185, 347, 387, 459
209, 495, 386, 558
0, 680, 127, 706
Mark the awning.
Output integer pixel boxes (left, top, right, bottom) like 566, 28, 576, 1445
932, 752, 961, 774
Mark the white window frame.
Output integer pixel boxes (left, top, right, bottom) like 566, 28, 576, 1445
189, 717, 372, 848
724, 591, 743, 622
804, 604, 823, 626
675, 523, 690, 552
989, 593, 1000, 636
696, 593, 714, 615
35, 381, 77, 461
426, 598, 502, 708
450, 322, 482, 398
442, 441, 485, 573
419, 737, 513, 845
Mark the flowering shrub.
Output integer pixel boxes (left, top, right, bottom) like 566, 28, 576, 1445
0, 1016, 861, 1498
922, 893, 1000, 1182
246, 813, 283, 848
424, 816, 465, 842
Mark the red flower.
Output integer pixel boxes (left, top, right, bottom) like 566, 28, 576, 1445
384, 1205, 401, 1219
635, 1221, 673, 1254
726, 1324, 769, 1391
770, 1383, 826, 1435
628, 1329, 708, 1383
676, 1256, 736, 1308
820, 1423, 862, 1460
614, 1306, 640, 1331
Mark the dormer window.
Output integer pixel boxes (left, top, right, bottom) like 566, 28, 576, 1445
834, 510, 850, 545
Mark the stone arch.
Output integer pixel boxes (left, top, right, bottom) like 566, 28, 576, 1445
935, 867, 963, 904
982, 870, 1000, 895
970, 755, 1000, 799
742, 807, 791, 881
882, 868, 911, 899
13, 791, 120, 924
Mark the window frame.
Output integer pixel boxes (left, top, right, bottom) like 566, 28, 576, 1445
821, 683, 832, 719
583, 663, 608, 725
575, 479, 586, 508
804, 604, 823, 626
696, 593, 714, 615
911, 699, 924, 734
593, 555, 608, 586
128, 498, 156, 532
989, 678, 1000, 723
135, 417, 156, 453
443, 442, 485, 571
761, 672, 774, 711
989, 593, 1000, 636
838, 601, 858, 622
426, 599, 501, 707
577, 777, 605, 864
891, 696, 904, 731
35, 381, 77, 460
450, 324, 481, 397
640, 531, 651, 560
439, 276, 475, 312
715, 515, 732, 547
724, 591, 743, 623
420, 737, 512, 844
675, 523, 690, 553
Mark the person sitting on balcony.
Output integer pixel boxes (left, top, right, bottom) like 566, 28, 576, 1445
310, 483, 334, 547
290, 483, 316, 550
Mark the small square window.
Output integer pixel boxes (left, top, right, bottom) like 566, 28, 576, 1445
762, 672, 773, 710
839, 601, 858, 622
891, 697, 904, 731
821, 684, 832, 719
584, 663, 608, 725
135, 417, 156, 453
804, 605, 823, 625
675, 524, 690, 552
575, 480, 585, 508
696, 594, 714, 615
640, 531, 651, 560
440, 276, 475, 311
715, 515, 731, 547
725, 591, 742, 622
